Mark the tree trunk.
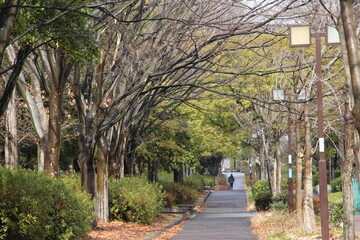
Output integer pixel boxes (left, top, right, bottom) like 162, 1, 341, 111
259, 139, 267, 179
343, 87, 355, 240
0, 0, 19, 66
4, 88, 19, 169
148, 160, 154, 182
96, 138, 109, 223
35, 140, 45, 170
108, 140, 118, 178
274, 138, 281, 195
340, 4, 360, 238
173, 165, 183, 183
118, 134, 127, 178
340, 0, 360, 136
0, 46, 30, 117
44, 79, 63, 177
261, 132, 272, 193
44, 52, 72, 177
295, 117, 303, 218
303, 100, 315, 233
71, 65, 96, 197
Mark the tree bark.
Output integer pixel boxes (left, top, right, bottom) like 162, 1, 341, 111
118, 133, 128, 178
0, 0, 19, 66
0, 45, 31, 117
339, 13, 356, 239
96, 138, 109, 223
340, 0, 360, 135
259, 138, 267, 179
173, 165, 184, 183
44, 51, 72, 177
5, 46, 48, 170
303, 99, 315, 233
71, 65, 96, 197
274, 138, 281, 195
4, 87, 19, 169
261, 132, 272, 193
295, 116, 303, 218
343, 87, 355, 240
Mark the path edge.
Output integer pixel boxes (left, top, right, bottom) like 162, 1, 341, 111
146, 190, 212, 240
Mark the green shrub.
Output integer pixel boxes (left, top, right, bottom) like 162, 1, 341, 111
252, 180, 271, 199
330, 176, 342, 192
313, 173, 319, 186
216, 176, 227, 185
0, 168, 93, 240
329, 202, 343, 227
203, 176, 215, 187
160, 182, 197, 204
280, 178, 289, 192
164, 192, 177, 208
334, 169, 341, 178
252, 180, 272, 211
254, 192, 273, 211
247, 179, 257, 188
109, 177, 165, 225
158, 171, 173, 183
270, 193, 288, 213
184, 173, 205, 191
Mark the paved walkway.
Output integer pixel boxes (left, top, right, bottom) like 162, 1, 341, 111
171, 173, 258, 240
355, 215, 360, 233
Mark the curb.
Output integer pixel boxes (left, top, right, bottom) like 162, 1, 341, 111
199, 190, 212, 208
146, 191, 212, 240
146, 215, 185, 240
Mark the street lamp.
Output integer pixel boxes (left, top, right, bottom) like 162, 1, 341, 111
273, 88, 294, 213
289, 25, 340, 240
272, 88, 285, 101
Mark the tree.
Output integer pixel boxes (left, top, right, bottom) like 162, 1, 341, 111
4, 0, 98, 176
70, 0, 302, 224
0, 0, 19, 66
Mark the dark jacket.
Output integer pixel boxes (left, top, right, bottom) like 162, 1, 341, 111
228, 175, 235, 183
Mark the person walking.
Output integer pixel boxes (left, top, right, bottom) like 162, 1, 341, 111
228, 174, 235, 190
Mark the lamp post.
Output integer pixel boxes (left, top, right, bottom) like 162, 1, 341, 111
273, 88, 294, 213
289, 25, 340, 240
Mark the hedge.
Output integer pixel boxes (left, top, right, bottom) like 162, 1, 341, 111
109, 177, 165, 225
0, 168, 93, 240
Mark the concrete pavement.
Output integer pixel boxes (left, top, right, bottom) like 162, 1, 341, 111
171, 173, 258, 240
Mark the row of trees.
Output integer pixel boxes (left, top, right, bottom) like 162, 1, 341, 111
0, 0, 305, 225
2, 1, 360, 239
229, 1, 360, 239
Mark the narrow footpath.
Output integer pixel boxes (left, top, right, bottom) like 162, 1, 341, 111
171, 172, 258, 240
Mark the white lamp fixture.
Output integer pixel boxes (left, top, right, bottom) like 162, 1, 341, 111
289, 25, 311, 47
326, 26, 340, 45
297, 88, 306, 101
272, 89, 285, 101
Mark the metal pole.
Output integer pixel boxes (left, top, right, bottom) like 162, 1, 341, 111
314, 32, 330, 240
287, 101, 294, 212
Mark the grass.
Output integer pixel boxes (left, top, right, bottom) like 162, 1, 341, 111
158, 171, 174, 183
249, 189, 351, 240
268, 232, 290, 240
328, 191, 343, 204
251, 211, 346, 240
